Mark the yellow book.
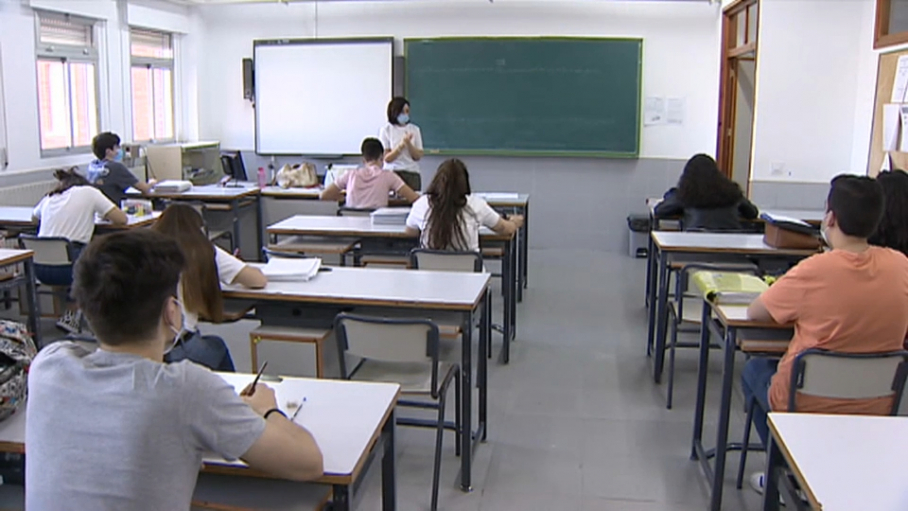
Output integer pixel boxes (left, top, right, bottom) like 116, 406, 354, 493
690, 271, 768, 304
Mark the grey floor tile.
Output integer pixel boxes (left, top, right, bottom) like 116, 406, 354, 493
480, 490, 582, 511
485, 444, 582, 497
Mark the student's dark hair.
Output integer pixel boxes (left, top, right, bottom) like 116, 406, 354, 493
92, 132, 121, 160
73, 230, 185, 346
425, 158, 472, 250
826, 174, 885, 238
387, 97, 410, 125
152, 203, 224, 323
676, 154, 745, 209
48, 167, 90, 196
869, 170, 908, 256
361, 137, 384, 162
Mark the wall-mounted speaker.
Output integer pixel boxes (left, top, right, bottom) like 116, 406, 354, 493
242, 58, 254, 101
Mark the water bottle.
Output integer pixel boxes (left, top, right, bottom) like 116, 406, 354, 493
257, 167, 267, 189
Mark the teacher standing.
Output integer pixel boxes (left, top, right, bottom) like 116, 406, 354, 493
380, 97, 424, 191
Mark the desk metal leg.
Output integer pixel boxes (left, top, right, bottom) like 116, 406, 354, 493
501, 239, 513, 363
652, 249, 670, 381
509, 235, 518, 342
230, 198, 242, 255
646, 243, 661, 357
479, 290, 490, 439
707, 325, 738, 511
691, 302, 712, 460
520, 202, 528, 297
331, 484, 350, 511
22, 260, 40, 348
645, 232, 656, 308
762, 435, 783, 511
381, 408, 397, 511
254, 196, 264, 262
460, 309, 474, 492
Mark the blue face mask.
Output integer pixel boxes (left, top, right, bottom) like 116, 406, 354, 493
113, 148, 124, 162
397, 113, 410, 125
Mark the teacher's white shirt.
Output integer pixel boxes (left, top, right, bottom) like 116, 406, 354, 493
379, 123, 423, 173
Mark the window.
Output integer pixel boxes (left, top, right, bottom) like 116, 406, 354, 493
35, 11, 99, 155
876, 0, 908, 48
130, 28, 174, 142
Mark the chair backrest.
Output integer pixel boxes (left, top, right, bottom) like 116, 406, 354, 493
338, 207, 375, 217
334, 313, 441, 393
219, 155, 235, 179
19, 235, 72, 265
409, 249, 482, 273
790, 348, 908, 413
261, 247, 308, 261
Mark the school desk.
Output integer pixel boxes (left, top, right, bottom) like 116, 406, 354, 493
205, 374, 400, 511
0, 206, 161, 233
266, 214, 519, 358
763, 413, 908, 511
0, 250, 40, 348
647, 231, 814, 382
222, 266, 492, 492
128, 184, 262, 258
474, 193, 531, 303
690, 302, 793, 511
0, 374, 399, 511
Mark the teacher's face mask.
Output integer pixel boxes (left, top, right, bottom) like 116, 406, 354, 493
397, 113, 410, 125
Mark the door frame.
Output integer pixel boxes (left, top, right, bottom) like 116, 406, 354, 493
716, 0, 759, 193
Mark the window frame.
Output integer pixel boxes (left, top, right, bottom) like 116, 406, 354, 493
129, 28, 175, 143
875, 0, 908, 49
34, 10, 101, 158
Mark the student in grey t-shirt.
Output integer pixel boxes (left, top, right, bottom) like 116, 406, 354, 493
87, 132, 156, 206
25, 230, 323, 511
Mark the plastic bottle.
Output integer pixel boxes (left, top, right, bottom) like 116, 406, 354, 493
257, 167, 267, 189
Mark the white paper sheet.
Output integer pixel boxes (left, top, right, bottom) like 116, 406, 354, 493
893, 55, 908, 103
644, 97, 665, 126
261, 257, 321, 281
884, 104, 901, 151
899, 105, 908, 152
666, 98, 686, 125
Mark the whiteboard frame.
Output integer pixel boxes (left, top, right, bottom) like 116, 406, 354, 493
253, 37, 395, 157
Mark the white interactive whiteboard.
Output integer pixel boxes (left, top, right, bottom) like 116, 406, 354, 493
254, 38, 393, 155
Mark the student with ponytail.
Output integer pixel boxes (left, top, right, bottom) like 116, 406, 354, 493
405, 158, 523, 251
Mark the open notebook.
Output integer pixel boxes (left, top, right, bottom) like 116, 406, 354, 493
691, 271, 768, 305
261, 257, 321, 282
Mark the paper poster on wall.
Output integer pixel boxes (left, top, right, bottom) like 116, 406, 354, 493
893, 55, 908, 103
899, 105, 908, 151
644, 97, 665, 126
666, 98, 686, 125
881, 153, 892, 173
883, 104, 901, 151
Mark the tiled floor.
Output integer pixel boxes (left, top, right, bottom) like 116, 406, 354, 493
25, 249, 769, 511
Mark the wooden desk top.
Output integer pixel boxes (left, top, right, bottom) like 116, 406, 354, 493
205, 374, 400, 485
473, 192, 530, 207
712, 303, 793, 329
0, 373, 400, 486
267, 215, 513, 241
762, 209, 825, 225
0, 207, 159, 230
768, 413, 908, 511
652, 231, 817, 256
0, 249, 33, 267
223, 266, 491, 311
260, 186, 322, 198
129, 185, 260, 200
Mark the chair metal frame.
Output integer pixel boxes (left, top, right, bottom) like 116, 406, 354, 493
735, 348, 908, 489
334, 313, 460, 511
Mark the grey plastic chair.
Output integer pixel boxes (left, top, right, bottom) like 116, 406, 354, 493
735, 348, 908, 488
409, 248, 483, 273
337, 207, 375, 217
334, 313, 460, 511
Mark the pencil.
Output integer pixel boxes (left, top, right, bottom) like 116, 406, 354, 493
241, 361, 268, 396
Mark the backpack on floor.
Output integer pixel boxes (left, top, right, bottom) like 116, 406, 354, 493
0, 320, 36, 423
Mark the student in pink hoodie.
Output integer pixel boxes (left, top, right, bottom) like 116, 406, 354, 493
321, 138, 419, 209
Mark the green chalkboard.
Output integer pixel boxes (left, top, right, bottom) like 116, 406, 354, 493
404, 37, 642, 158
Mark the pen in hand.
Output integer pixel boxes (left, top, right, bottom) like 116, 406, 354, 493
240, 362, 268, 397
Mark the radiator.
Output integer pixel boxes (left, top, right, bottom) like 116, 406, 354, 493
0, 180, 55, 207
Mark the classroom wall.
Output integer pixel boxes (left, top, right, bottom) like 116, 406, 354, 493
750, 0, 872, 185
0, 0, 199, 183
198, 0, 722, 250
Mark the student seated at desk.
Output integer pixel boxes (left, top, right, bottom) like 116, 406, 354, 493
33, 168, 127, 333
320, 137, 419, 209
25, 230, 323, 510
654, 154, 758, 230
869, 170, 908, 257
153, 203, 266, 371
743, 175, 908, 493
405, 158, 523, 251
87, 131, 156, 206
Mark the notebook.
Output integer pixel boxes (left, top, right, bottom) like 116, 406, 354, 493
261, 258, 321, 282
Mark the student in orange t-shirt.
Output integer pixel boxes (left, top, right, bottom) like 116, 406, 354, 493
743, 175, 908, 491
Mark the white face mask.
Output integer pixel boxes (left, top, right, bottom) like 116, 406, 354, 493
165, 298, 186, 355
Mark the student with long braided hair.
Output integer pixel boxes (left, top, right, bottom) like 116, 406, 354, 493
405, 159, 523, 251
